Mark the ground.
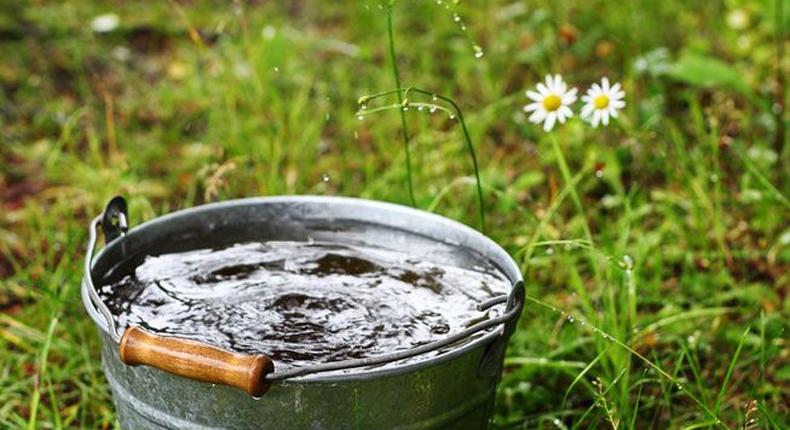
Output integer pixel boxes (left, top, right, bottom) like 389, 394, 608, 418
0, 1, 787, 429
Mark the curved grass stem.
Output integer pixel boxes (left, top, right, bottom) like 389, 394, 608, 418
358, 87, 487, 233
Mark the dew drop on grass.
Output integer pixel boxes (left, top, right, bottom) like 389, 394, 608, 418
321, 173, 330, 183
357, 115, 365, 121
273, 66, 280, 72
622, 254, 634, 271
567, 315, 574, 323
449, 114, 456, 120
474, 45, 484, 58
545, 247, 554, 255
432, 94, 438, 102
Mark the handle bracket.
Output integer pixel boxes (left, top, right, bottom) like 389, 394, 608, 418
102, 196, 128, 242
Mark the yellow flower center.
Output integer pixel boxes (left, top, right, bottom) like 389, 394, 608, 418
542, 94, 562, 111
593, 94, 609, 109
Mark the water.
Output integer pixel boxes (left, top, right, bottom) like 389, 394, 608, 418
99, 241, 510, 369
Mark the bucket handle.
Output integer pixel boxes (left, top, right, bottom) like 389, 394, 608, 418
119, 326, 274, 396
85, 197, 275, 396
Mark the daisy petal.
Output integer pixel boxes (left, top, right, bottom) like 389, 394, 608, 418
523, 102, 542, 112
592, 110, 601, 127
544, 112, 557, 132
529, 109, 546, 123
602, 77, 610, 91
537, 83, 549, 95
563, 88, 578, 104
581, 104, 594, 119
526, 90, 543, 102
602, 110, 610, 126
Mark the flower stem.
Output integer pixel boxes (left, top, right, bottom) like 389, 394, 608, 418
548, 133, 608, 317
548, 133, 593, 241
387, 6, 417, 207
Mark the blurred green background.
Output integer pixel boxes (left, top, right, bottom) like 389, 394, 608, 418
0, 0, 787, 428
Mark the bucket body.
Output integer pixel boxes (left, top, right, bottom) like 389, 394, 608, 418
82, 196, 523, 430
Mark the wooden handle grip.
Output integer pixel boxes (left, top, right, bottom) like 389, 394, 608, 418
119, 326, 274, 396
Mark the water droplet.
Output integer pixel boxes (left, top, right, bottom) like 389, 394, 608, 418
567, 315, 574, 323
321, 173, 330, 183
429, 106, 437, 114
449, 114, 456, 120
474, 46, 484, 58
622, 255, 634, 270
273, 66, 280, 72
676, 384, 683, 391
595, 169, 604, 178
432, 94, 438, 101
417, 105, 424, 111
453, 13, 461, 22
545, 247, 554, 255
261, 25, 276, 40
357, 115, 365, 121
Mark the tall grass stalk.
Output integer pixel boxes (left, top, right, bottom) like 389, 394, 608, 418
386, 3, 417, 207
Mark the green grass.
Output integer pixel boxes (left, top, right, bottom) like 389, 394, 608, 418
1, 0, 788, 428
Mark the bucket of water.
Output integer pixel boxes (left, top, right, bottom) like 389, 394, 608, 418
82, 196, 524, 429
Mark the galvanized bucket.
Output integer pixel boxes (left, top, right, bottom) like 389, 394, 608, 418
82, 196, 524, 429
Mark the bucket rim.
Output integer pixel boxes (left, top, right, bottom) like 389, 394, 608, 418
82, 195, 523, 383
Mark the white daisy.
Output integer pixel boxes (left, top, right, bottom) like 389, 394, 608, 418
524, 74, 577, 132
580, 77, 625, 128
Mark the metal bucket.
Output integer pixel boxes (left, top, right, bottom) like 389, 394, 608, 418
82, 196, 524, 429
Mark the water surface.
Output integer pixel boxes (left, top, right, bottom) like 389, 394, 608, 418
99, 241, 510, 369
